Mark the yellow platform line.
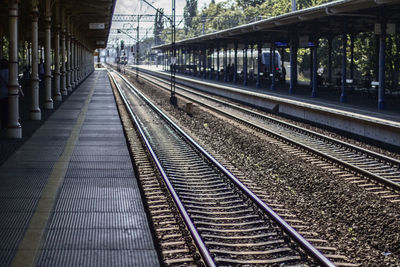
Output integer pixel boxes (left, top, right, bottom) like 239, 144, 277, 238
11, 72, 100, 267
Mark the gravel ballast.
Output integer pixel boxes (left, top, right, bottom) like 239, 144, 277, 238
126, 73, 400, 266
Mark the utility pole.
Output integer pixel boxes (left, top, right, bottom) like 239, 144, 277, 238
136, 15, 139, 79
142, 0, 177, 106
292, 0, 296, 11
170, 0, 177, 105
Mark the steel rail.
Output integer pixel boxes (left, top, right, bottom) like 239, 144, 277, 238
139, 69, 400, 167
113, 69, 335, 267
107, 70, 216, 267
132, 69, 400, 192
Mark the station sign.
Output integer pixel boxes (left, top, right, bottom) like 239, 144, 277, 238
89, 23, 105, 30
275, 42, 288, 47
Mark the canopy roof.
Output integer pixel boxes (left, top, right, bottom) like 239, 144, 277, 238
0, 0, 117, 50
154, 0, 400, 49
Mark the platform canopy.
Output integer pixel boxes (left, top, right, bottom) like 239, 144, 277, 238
0, 0, 117, 50
153, 0, 400, 49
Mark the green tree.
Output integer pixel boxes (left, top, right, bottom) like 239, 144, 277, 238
153, 8, 164, 45
236, 0, 265, 10
184, 0, 198, 34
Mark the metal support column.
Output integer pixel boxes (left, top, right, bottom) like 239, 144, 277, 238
289, 34, 297, 94
60, 8, 67, 96
271, 44, 276, 90
328, 36, 332, 85
79, 44, 82, 81
74, 39, 78, 86
30, 0, 41, 120
340, 33, 347, 103
183, 48, 186, 74
192, 48, 195, 75
350, 34, 355, 88
169, 0, 177, 106
378, 21, 386, 110
250, 44, 254, 82
66, 18, 72, 92
203, 47, 207, 79
189, 49, 191, 74
73, 38, 77, 88
162, 51, 165, 71
7, 0, 22, 138
53, 1, 61, 101
199, 48, 203, 77
233, 41, 238, 84
209, 47, 213, 80
243, 43, 248, 86
180, 48, 183, 74
70, 36, 75, 88
310, 46, 313, 87
228, 48, 231, 82
223, 46, 227, 82
27, 42, 31, 76
136, 15, 139, 79
216, 45, 220, 81
44, 0, 53, 109
312, 37, 318, 97
77, 44, 80, 81
256, 43, 261, 88
375, 35, 380, 81
81, 45, 83, 79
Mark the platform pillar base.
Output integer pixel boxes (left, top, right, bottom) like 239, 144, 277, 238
44, 101, 54, 109
30, 110, 41, 120
6, 126, 22, 139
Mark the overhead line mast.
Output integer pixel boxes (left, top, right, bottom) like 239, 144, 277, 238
141, 0, 177, 106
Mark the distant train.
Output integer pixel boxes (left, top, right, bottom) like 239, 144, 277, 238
214, 50, 283, 81
157, 49, 284, 81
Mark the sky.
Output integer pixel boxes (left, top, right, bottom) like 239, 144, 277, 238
114, 0, 220, 16
109, 0, 222, 46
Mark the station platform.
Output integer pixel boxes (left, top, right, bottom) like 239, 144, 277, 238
137, 65, 400, 121
0, 70, 160, 266
135, 65, 400, 148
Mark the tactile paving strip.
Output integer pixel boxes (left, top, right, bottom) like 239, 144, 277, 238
36, 249, 159, 267
64, 169, 135, 178
72, 147, 129, 156
58, 179, 141, 199
48, 212, 149, 229
70, 155, 131, 162
76, 140, 127, 146
54, 198, 146, 212
67, 161, 133, 169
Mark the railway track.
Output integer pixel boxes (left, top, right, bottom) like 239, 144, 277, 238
108, 68, 336, 266
126, 67, 400, 201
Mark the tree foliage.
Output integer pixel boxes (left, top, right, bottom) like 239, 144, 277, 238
153, 8, 164, 45
156, 0, 399, 88
184, 0, 198, 34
